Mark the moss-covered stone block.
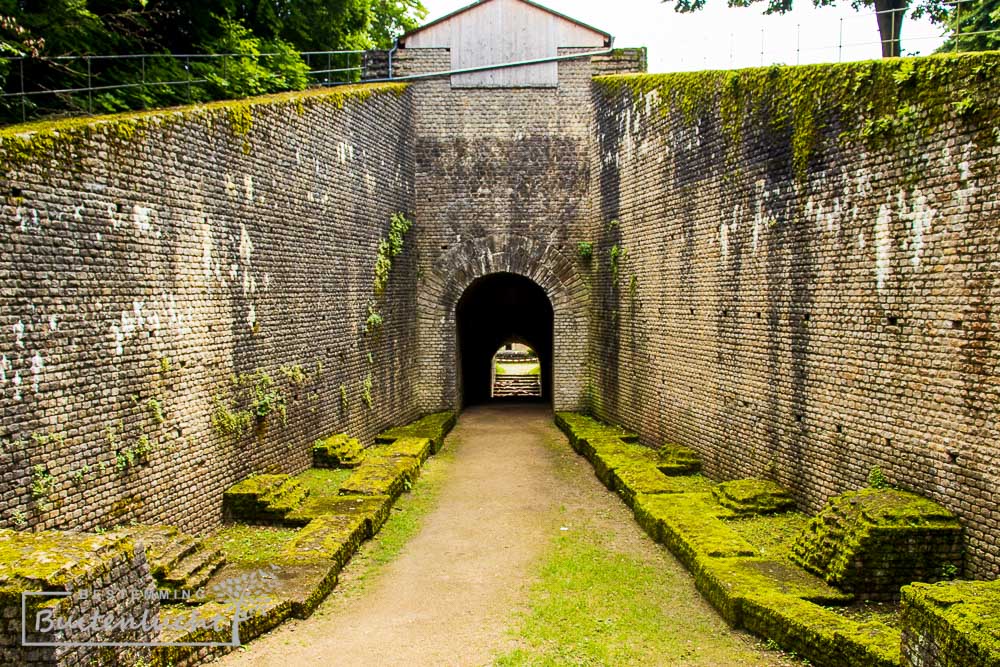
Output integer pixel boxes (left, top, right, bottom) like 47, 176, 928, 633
338, 457, 420, 501
376, 411, 456, 453
312, 433, 365, 469
657, 442, 701, 475
371, 436, 432, 465
0, 529, 137, 596
612, 463, 701, 508
284, 494, 392, 533
791, 488, 963, 600
279, 512, 368, 571
900, 579, 1000, 667
589, 440, 659, 487
712, 478, 796, 516
223, 474, 309, 524
631, 493, 757, 571
740, 593, 901, 667
554, 412, 639, 454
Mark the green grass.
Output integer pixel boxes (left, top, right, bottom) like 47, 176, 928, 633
294, 467, 353, 497
205, 524, 299, 564
495, 522, 780, 666
495, 362, 540, 376
726, 512, 810, 562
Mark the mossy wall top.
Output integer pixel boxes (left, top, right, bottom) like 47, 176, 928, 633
0, 83, 421, 536
588, 52, 1000, 577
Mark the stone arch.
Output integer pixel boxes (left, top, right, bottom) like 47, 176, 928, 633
416, 233, 589, 412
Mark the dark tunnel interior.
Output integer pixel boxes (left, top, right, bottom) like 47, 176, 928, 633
456, 273, 553, 406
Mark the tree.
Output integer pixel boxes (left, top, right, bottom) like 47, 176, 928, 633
367, 0, 428, 48
938, 0, 1000, 51
667, 0, 949, 57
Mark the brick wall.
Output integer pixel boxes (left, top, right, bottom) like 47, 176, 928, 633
0, 85, 422, 536
589, 54, 1000, 577
399, 47, 644, 412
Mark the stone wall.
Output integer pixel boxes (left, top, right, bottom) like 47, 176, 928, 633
1, 530, 157, 665
397, 47, 644, 412
588, 53, 1000, 577
0, 85, 422, 536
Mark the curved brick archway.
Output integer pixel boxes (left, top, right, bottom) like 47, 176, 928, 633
416, 233, 589, 413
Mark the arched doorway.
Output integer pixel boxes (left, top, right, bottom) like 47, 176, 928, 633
456, 273, 553, 406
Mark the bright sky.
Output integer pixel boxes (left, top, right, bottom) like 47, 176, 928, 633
420, 0, 949, 72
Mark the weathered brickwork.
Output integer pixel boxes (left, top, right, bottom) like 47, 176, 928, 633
0, 86, 422, 537
398, 48, 645, 412
1, 530, 157, 665
589, 54, 1000, 577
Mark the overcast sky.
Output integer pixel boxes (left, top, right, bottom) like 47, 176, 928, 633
419, 0, 949, 72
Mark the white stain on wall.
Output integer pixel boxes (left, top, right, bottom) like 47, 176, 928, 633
900, 189, 935, 267
875, 204, 892, 291
30, 352, 43, 393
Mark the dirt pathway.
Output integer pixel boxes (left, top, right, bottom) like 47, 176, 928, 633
219, 405, 786, 666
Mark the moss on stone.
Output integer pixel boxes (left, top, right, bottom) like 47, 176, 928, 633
554, 412, 639, 453
338, 456, 420, 501
594, 52, 1000, 182
900, 579, 1000, 666
727, 512, 810, 562
371, 436, 432, 465
631, 493, 757, 571
0, 82, 408, 170
0, 528, 137, 596
376, 411, 456, 454
222, 474, 308, 523
279, 511, 368, 572
712, 478, 796, 517
791, 488, 963, 600
283, 494, 392, 531
657, 442, 701, 475
312, 433, 365, 469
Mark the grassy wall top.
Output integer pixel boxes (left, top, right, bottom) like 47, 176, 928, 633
0, 82, 409, 168
594, 51, 1000, 179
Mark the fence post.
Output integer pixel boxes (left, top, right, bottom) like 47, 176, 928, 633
838, 17, 844, 62
19, 57, 26, 123
186, 55, 192, 103
86, 56, 93, 113
796, 23, 801, 65
954, 0, 962, 51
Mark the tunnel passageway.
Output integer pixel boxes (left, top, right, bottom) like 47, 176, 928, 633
456, 273, 553, 406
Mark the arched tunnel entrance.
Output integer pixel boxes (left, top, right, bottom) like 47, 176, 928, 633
456, 273, 554, 406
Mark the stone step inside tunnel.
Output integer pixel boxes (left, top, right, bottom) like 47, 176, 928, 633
456, 273, 553, 406
491, 342, 542, 399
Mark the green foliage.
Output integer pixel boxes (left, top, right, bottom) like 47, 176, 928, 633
147, 398, 165, 425
938, 0, 1000, 52
609, 244, 626, 283
365, 303, 384, 334
340, 383, 349, 410
159, 356, 171, 373
212, 369, 289, 438
30, 465, 54, 508
196, 16, 308, 100
373, 212, 414, 295
577, 241, 593, 260
10, 508, 27, 528
0, 0, 426, 124
280, 364, 308, 386
361, 373, 374, 408
868, 466, 889, 489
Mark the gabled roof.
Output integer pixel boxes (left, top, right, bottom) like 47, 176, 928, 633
401, 0, 612, 45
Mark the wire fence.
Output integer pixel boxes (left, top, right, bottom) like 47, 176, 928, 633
1, 0, 998, 125
674, 0, 997, 72
0, 50, 364, 125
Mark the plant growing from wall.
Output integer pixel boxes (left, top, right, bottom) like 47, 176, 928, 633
211, 369, 288, 438
30, 465, 55, 509
577, 241, 593, 260
365, 302, 384, 334
609, 244, 627, 284
10, 509, 28, 529
373, 212, 415, 296
340, 384, 349, 410
361, 374, 374, 408
147, 398, 165, 425
868, 466, 890, 489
